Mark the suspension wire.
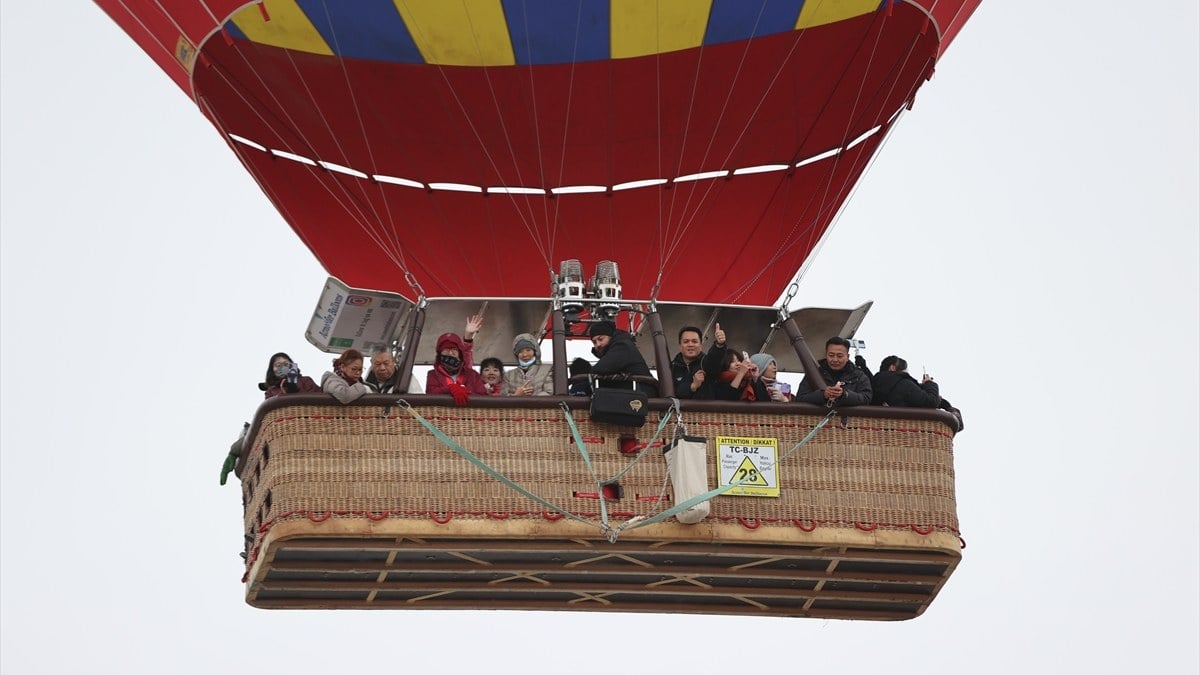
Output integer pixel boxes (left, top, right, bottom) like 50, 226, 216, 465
661, 0, 771, 260
514, 0, 556, 267
546, 0, 588, 261
205, 30, 420, 279
274, 43, 400, 262
730, 13, 932, 300
315, 0, 409, 263
395, 1, 554, 273
202, 64, 410, 275
659, 2, 838, 277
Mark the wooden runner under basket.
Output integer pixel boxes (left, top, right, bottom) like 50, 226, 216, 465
237, 397, 961, 619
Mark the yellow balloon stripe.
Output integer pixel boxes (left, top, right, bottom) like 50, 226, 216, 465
230, 0, 333, 56
611, 0, 713, 60
796, 0, 882, 29
392, 0, 514, 66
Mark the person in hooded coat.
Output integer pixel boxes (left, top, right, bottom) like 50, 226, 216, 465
589, 321, 658, 397
870, 355, 942, 407
502, 333, 554, 396
321, 349, 371, 404
260, 352, 320, 398
426, 332, 488, 405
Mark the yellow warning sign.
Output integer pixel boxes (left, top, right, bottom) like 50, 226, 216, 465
716, 436, 780, 497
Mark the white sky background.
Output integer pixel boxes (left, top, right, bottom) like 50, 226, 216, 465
2, 2, 1197, 673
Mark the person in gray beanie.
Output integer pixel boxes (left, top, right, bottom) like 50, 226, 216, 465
502, 333, 554, 396
749, 353, 790, 402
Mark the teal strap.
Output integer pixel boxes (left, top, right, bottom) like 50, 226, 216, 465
602, 404, 676, 484
402, 402, 593, 528
559, 403, 611, 531
617, 408, 838, 533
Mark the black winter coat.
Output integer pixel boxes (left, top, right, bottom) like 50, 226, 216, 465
669, 343, 727, 399
796, 359, 872, 406
592, 331, 658, 397
871, 370, 940, 407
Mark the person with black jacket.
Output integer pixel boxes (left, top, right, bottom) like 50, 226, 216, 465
871, 355, 964, 430
669, 324, 729, 399
871, 355, 940, 407
795, 337, 872, 407
589, 321, 658, 397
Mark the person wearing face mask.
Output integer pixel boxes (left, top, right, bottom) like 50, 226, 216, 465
321, 349, 371, 404
425, 333, 488, 406
260, 352, 320, 399
502, 333, 554, 396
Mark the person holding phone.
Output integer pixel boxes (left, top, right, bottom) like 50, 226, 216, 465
795, 337, 872, 407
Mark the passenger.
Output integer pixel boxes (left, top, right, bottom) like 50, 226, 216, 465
669, 324, 728, 399
503, 333, 554, 396
749, 353, 791, 402
871, 356, 941, 407
460, 314, 483, 368
425, 332, 488, 406
479, 357, 505, 396
713, 350, 769, 401
795, 337, 873, 407
872, 356, 964, 430
321, 349, 370, 404
568, 357, 593, 396
260, 352, 320, 398
589, 321, 658, 397
365, 347, 424, 394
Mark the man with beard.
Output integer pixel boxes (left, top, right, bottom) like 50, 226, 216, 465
795, 337, 872, 407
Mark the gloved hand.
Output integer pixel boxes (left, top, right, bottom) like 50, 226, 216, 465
448, 382, 470, 406
219, 453, 237, 485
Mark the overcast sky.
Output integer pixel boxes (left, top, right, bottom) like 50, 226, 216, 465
2, 2, 1197, 674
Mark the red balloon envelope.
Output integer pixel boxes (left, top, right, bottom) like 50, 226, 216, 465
95, 0, 979, 305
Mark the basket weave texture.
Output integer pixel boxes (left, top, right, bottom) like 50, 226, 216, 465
240, 404, 957, 548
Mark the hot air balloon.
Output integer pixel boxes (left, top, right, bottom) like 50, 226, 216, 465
97, 0, 978, 619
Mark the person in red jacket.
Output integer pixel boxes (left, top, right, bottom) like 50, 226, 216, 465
425, 333, 488, 405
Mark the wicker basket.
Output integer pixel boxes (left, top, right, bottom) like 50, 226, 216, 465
237, 397, 961, 619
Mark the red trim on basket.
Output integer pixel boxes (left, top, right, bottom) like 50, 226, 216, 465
738, 518, 761, 529
794, 519, 818, 532
486, 512, 511, 520
308, 511, 332, 523
855, 522, 878, 531
542, 512, 564, 521
910, 524, 934, 535
431, 513, 453, 524
365, 511, 389, 521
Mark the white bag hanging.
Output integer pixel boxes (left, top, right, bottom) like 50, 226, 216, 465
664, 435, 710, 524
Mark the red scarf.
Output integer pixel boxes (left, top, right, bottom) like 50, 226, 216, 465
718, 370, 757, 401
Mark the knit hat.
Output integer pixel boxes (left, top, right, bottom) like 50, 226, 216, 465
589, 321, 616, 337
749, 353, 775, 375
512, 336, 538, 356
